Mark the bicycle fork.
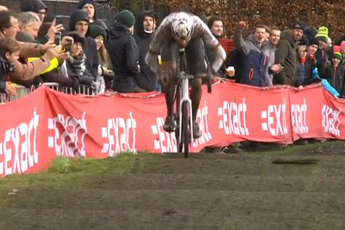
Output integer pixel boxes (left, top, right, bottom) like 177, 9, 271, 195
178, 76, 194, 145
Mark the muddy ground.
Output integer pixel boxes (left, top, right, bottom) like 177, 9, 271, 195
1, 144, 345, 230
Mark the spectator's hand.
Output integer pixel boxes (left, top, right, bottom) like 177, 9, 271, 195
5, 82, 16, 96
270, 64, 282, 73
145, 51, 158, 73
45, 45, 69, 61
42, 41, 55, 52
238, 21, 246, 29
138, 64, 141, 72
47, 19, 64, 42
61, 36, 74, 47
298, 85, 303, 90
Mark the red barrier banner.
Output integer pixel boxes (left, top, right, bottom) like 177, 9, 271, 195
0, 81, 344, 177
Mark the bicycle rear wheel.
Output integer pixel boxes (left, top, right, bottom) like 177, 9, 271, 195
181, 101, 189, 158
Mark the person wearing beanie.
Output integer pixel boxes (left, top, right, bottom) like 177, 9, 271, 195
295, 35, 308, 88
133, 11, 158, 93
77, 0, 104, 26
301, 38, 321, 86
274, 20, 306, 86
323, 45, 345, 96
106, 9, 139, 93
68, 9, 99, 81
315, 26, 329, 48
88, 24, 113, 92
314, 26, 331, 72
21, 0, 47, 22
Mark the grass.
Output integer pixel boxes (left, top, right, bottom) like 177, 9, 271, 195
0, 141, 343, 190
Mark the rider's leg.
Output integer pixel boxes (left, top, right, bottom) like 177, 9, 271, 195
190, 77, 202, 138
160, 39, 179, 132
185, 38, 207, 139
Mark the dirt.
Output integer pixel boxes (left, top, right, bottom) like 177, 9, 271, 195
1, 145, 345, 230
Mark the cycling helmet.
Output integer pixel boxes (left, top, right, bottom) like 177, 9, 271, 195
171, 12, 193, 40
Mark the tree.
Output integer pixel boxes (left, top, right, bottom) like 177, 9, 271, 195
158, 0, 345, 39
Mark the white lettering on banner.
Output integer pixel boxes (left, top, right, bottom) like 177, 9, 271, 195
261, 99, 288, 136
193, 100, 212, 147
291, 100, 308, 134
47, 112, 87, 157
0, 109, 39, 176
101, 112, 137, 156
218, 99, 249, 136
321, 105, 341, 136
151, 117, 177, 153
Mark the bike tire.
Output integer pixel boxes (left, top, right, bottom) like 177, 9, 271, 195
181, 101, 189, 158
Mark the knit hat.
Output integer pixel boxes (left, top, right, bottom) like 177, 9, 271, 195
333, 45, 342, 60
340, 41, 345, 51
88, 24, 107, 41
115, 10, 135, 28
298, 35, 308, 46
65, 31, 85, 46
315, 26, 329, 43
76, 0, 97, 20
292, 21, 306, 31
308, 37, 319, 47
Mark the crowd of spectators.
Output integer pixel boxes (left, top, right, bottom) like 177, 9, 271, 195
0, 0, 343, 152
0, 0, 161, 96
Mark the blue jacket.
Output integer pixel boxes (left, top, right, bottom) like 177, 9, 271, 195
234, 28, 268, 87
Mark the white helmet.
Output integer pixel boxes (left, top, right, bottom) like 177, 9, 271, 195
171, 12, 193, 40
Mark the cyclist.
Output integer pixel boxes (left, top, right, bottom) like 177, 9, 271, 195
145, 12, 226, 138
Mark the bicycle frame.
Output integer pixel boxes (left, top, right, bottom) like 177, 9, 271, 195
176, 48, 194, 147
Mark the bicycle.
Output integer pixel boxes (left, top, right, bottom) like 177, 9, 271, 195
174, 48, 194, 158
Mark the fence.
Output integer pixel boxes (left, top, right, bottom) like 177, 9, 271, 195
0, 83, 95, 104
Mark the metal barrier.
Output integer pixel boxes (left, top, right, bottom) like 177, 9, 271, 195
0, 83, 94, 104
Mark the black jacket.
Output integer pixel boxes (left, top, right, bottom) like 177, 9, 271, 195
274, 30, 298, 85
324, 64, 345, 96
106, 22, 139, 93
133, 11, 157, 91
69, 10, 99, 79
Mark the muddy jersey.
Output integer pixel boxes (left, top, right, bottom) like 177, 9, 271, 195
149, 13, 220, 55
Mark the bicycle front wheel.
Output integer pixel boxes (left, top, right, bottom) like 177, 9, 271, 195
181, 101, 189, 158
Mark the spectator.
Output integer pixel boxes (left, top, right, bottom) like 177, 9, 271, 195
0, 38, 19, 96
324, 45, 345, 96
206, 16, 227, 78
274, 21, 306, 86
0, 10, 68, 82
303, 37, 322, 86
88, 24, 113, 93
295, 35, 308, 87
20, 0, 47, 22
77, 0, 105, 27
106, 10, 139, 93
65, 32, 93, 82
264, 26, 281, 86
314, 26, 330, 65
133, 11, 157, 92
69, 9, 99, 79
233, 21, 269, 87
16, 12, 40, 43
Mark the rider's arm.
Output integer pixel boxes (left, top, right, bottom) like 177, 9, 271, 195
149, 17, 171, 55
233, 28, 250, 55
